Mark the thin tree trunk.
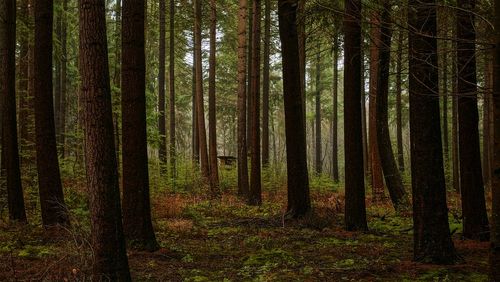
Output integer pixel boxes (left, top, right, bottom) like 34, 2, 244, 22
262, 0, 270, 166
249, 0, 262, 205
60, 0, 68, 158
278, 0, 311, 218
208, 0, 219, 193
0, 0, 27, 222
343, 0, 367, 231
247, 0, 253, 154
78, 0, 131, 277
34, 0, 70, 227
442, 25, 449, 161
396, 27, 405, 172
237, 0, 249, 197
315, 44, 322, 174
169, 0, 176, 180
483, 57, 493, 191
332, 35, 339, 182
408, 0, 458, 263
456, 0, 489, 241
452, 35, 460, 193
376, 2, 407, 210
158, 0, 167, 167
194, 0, 210, 180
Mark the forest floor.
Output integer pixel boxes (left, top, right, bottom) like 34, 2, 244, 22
0, 184, 491, 281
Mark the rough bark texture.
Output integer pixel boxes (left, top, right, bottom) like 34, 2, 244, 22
262, 0, 270, 166
158, 0, 167, 167
194, 0, 210, 181
331, 35, 339, 182
395, 28, 405, 172
375, 3, 407, 210
315, 45, 322, 175
169, 0, 176, 179
34, 0, 70, 227
0, 0, 27, 222
208, 0, 219, 192
343, 0, 368, 231
248, 0, 262, 206
78, 0, 131, 279
369, 11, 385, 202
456, 0, 489, 241
408, 0, 458, 264
278, 0, 311, 218
237, 0, 249, 198
490, 0, 500, 277
483, 58, 493, 191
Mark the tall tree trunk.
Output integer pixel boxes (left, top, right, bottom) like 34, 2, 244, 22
246, 0, 253, 154
331, 35, 339, 182
456, 0, 489, 241
237, 0, 249, 197
34, 0, 70, 227
408, 0, 458, 263
17, 0, 29, 162
315, 44, 322, 175
249, 0, 262, 205
121, 0, 159, 251
298, 0, 306, 127
369, 11, 385, 201
262, 0, 270, 166
192, 57, 199, 163
0, 0, 27, 222
60, 0, 68, 158
113, 0, 121, 177
375, 2, 407, 210
395, 27, 405, 172
194, 0, 210, 180
361, 47, 369, 181
452, 35, 460, 193
490, 0, 500, 277
158, 0, 167, 167
78, 0, 131, 277
278, 0, 311, 218
169, 0, 176, 180
54, 10, 62, 144
343, 0, 367, 231
483, 57, 493, 191
442, 25, 449, 161
208, 0, 219, 192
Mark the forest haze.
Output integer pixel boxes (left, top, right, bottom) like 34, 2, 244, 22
1, 0, 500, 280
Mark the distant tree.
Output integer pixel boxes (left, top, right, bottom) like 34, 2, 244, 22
208, 0, 219, 191
248, 0, 262, 205
343, 0, 367, 231
78, 0, 131, 279
456, 0, 489, 241
408, 0, 458, 263
0, 0, 27, 223
237, 0, 250, 198
34, 0, 70, 227
121, 0, 159, 251
278, 0, 311, 218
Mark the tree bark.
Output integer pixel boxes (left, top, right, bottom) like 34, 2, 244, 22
34, 0, 70, 227
0, 0, 27, 223
331, 35, 339, 182
456, 0, 489, 241
343, 0, 367, 231
60, 0, 68, 158
208, 0, 219, 193
169, 0, 176, 180
121, 0, 159, 251
158, 0, 167, 167
237, 0, 249, 198
395, 27, 405, 172
375, 2, 407, 210
248, 0, 262, 205
278, 0, 311, 218
315, 44, 322, 175
408, 0, 458, 263
262, 0, 271, 166
78, 0, 131, 279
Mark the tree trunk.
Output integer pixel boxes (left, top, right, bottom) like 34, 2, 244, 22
452, 34, 460, 193
369, 11, 385, 202
278, 0, 311, 218
248, 0, 262, 205
78, 0, 131, 278
331, 35, 339, 182
158, 0, 167, 167
375, 2, 407, 210
343, 0, 368, 231
490, 0, 500, 277
0, 0, 27, 222
208, 0, 219, 193
194, 0, 210, 180
237, 0, 249, 198
169, 0, 176, 180
315, 44, 322, 175
483, 57, 493, 191
442, 25, 449, 161
395, 27, 405, 172
60, 0, 68, 158
17, 0, 30, 163
246, 0, 253, 155
456, 0, 489, 241
262, 0, 270, 166
121, 0, 159, 251
34, 0, 70, 227
408, 0, 458, 263
113, 0, 121, 177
